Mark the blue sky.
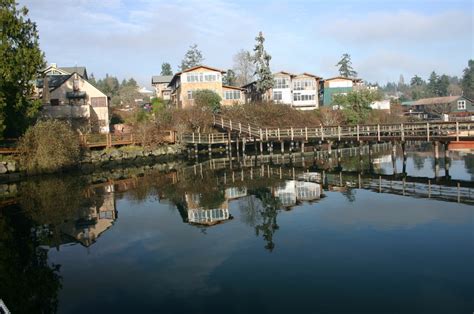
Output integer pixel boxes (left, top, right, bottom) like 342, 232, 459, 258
19, 0, 473, 87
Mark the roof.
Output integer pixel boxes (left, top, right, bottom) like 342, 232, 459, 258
222, 85, 244, 91
299, 72, 322, 79
59, 67, 88, 79
151, 75, 173, 84
168, 65, 227, 86
274, 71, 295, 77
408, 95, 463, 106
36, 74, 71, 89
324, 76, 362, 82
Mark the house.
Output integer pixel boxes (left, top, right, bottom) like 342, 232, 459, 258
167, 65, 245, 108
40, 63, 88, 79
242, 71, 322, 110
151, 75, 173, 100
37, 71, 110, 133
370, 99, 391, 111
321, 76, 363, 106
402, 95, 474, 120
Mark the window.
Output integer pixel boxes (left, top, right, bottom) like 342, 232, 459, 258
293, 80, 314, 90
273, 91, 282, 101
91, 97, 107, 107
187, 72, 221, 83
294, 93, 315, 102
187, 90, 194, 100
50, 99, 59, 106
458, 100, 466, 110
224, 90, 241, 100
274, 78, 289, 89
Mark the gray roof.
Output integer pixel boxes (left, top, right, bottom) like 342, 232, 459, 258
36, 75, 71, 90
152, 75, 173, 84
59, 67, 88, 79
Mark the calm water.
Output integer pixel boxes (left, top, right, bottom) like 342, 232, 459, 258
1, 144, 473, 314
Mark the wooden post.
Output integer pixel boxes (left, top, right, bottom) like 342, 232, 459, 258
265, 128, 268, 141
426, 123, 430, 141
230, 120, 233, 131
239, 122, 242, 134
281, 141, 284, 154
259, 128, 263, 140
291, 127, 294, 141
248, 124, 251, 135
321, 124, 324, 141
278, 128, 281, 141
401, 123, 404, 142
377, 124, 380, 142
192, 132, 195, 143
221, 117, 224, 126
198, 132, 201, 143
305, 127, 308, 141
357, 125, 360, 141
456, 122, 459, 141
338, 126, 341, 141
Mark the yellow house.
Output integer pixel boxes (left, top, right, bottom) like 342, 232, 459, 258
168, 65, 244, 108
38, 72, 110, 133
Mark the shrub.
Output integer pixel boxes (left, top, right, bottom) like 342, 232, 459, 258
194, 89, 221, 113
17, 120, 81, 174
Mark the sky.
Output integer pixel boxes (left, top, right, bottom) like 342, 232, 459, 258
19, 0, 474, 87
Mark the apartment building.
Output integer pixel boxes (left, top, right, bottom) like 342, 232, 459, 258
243, 71, 321, 110
167, 65, 245, 108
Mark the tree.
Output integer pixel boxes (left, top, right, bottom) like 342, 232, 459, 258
233, 49, 255, 86
180, 44, 204, 71
438, 74, 450, 97
461, 59, 474, 99
0, 0, 45, 138
89, 73, 97, 86
161, 62, 173, 76
336, 53, 357, 78
223, 69, 237, 86
253, 31, 274, 97
332, 89, 380, 124
398, 74, 405, 88
427, 71, 440, 96
410, 75, 424, 86
194, 89, 221, 113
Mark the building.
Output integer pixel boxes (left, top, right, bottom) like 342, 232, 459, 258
370, 99, 391, 111
321, 76, 363, 106
151, 75, 173, 100
167, 65, 245, 108
242, 71, 322, 110
402, 95, 474, 120
40, 63, 88, 79
37, 70, 110, 133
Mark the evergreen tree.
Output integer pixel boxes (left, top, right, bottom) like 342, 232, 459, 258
410, 75, 424, 86
180, 44, 204, 71
161, 62, 173, 76
336, 53, 357, 78
127, 78, 138, 87
461, 59, 474, 99
427, 71, 439, 96
253, 31, 274, 96
438, 74, 450, 97
88, 73, 97, 86
398, 74, 405, 87
223, 69, 237, 86
0, 0, 45, 138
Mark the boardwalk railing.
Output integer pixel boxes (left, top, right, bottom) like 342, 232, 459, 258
211, 114, 474, 142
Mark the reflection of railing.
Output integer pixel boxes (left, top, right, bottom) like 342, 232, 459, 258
181, 157, 474, 205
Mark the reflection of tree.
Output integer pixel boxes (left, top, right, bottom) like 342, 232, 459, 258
250, 188, 281, 252
341, 188, 356, 202
464, 154, 474, 181
412, 154, 425, 170
0, 206, 62, 313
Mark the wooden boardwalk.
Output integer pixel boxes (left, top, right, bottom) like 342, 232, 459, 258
210, 115, 474, 143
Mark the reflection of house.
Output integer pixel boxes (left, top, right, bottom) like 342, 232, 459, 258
61, 185, 117, 247
37, 63, 110, 133
151, 75, 173, 100
168, 65, 245, 108
183, 193, 231, 226
402, 96, 474, 120
225, 187, 247, 199
273, 180, 321, 207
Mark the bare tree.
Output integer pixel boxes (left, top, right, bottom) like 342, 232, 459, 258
424, 103, 453, 118
233, 49, 255, 87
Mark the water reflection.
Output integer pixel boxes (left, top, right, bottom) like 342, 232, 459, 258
0, 145, 473, 313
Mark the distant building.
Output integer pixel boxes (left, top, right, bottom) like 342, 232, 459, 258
41, 63, 88, 79
401, 95, 474, 120
242, 71, 322, 110
167, 65, 245, 108
151, 75, 173, 100
320, 76, 364, 106
370, 99, 391, 111
37, 70, 110, 133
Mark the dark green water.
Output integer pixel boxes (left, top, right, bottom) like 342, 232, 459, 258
1, 144, 473, 313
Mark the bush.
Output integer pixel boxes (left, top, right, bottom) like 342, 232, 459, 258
17, 120, 81, 174
194, 89, 221, 113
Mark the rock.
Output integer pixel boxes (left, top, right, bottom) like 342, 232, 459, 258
109, 149, 123, 160
0, 163, 7, 174
6, 162, 16, 172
